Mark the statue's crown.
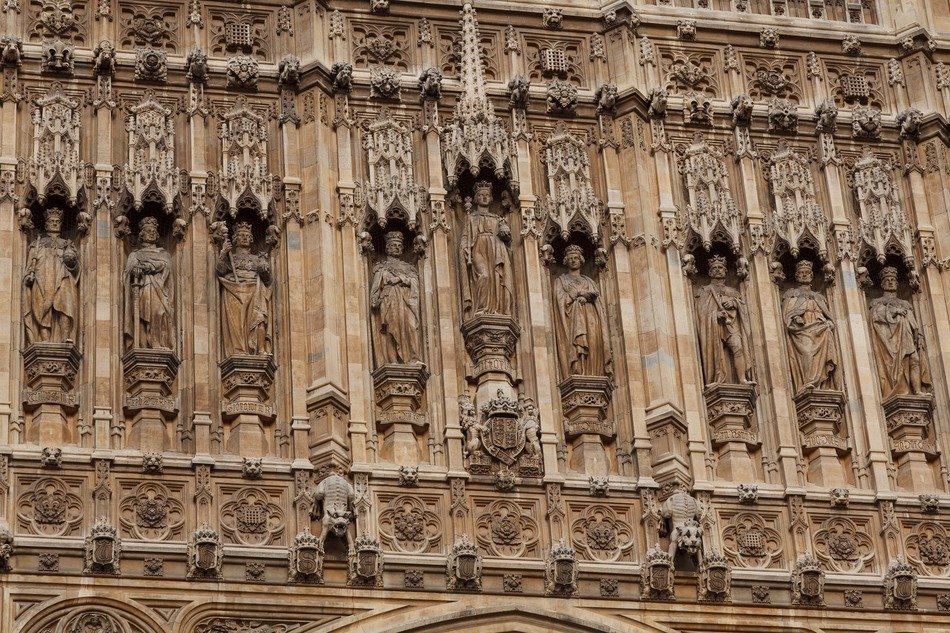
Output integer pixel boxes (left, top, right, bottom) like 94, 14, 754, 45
473, 181, 493, 196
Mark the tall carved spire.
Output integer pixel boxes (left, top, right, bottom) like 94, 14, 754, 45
442, 2, 512, 188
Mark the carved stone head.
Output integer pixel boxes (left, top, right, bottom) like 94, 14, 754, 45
44, 207, 64, 234
233, 221, 254, 248
795, 259, 814, 285
473, 181, 493, 208
708, 255, 728, 280
880, 266, 899, 292
138, 216, 159, 244
384, 230, 404, 257
678, 520, 703, 556
563, 244, 585, 269
326, 509, 351, 538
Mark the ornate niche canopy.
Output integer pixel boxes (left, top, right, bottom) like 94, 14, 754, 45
217, 97, 275, 218
29, 83, 85, 207
539, 122, 603, 244
124, 93, 181, 215
766, 144, 830, 264
441, 2, 513, 189
358, 107, 424, 230
852, 150, 914, 270
676, 137, 743, 257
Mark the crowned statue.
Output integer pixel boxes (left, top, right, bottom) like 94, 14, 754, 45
781, 260, 839, 394
695, 255, 754, 386
124, 216, 175, 350
23, 207, 80, 346
370, 231, 423, 366
216, 222, 273, 357
868, 266, 930, 399
459, 181, 514, 318
552, 245, 612, 378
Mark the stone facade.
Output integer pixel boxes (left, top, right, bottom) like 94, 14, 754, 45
0, 0, 948, 631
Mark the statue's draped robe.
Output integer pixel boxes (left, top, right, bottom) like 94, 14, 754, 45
782, 286, 838, 393
218, 249, 272, 356
370, 256, 422, 365
124, 244, 174, 350
23, 234, 79, 344
695, 282, 754, 385
459, 209, 513, 317
553, 272, 611, 378
868, 293, 931, 399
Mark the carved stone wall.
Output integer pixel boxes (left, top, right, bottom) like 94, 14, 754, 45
0, 0, 948, 631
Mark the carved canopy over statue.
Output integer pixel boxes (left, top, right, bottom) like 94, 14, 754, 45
868, 266, 931, 400
695, 255, 754, 386
123, 216, 174, 350
552, 245, 612, 379
370, 231, 423, 366
23, 207, 79, 345
216, 221, 273, 357
459, 181, 514, 319
781, 260, 839, 394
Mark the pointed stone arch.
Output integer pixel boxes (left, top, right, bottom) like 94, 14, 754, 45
17, 597, 168, 633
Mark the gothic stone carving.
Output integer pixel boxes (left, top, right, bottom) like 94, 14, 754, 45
661, 488, 702, 561
883, 557, 917, 610
288, 528, 323, 583
311, 473, 355, 550
217, 98, 275, 216
134, 47, 167, 82
29, 84, 84, 206
641, 545, 675, 600
463, 390, 541, 477
460, 182, 514, 320
791, 554, 825, 605
545, 540, 578, 596
83, 518, 120, 574
187, 524, 223, 579
446, 534, 482, 591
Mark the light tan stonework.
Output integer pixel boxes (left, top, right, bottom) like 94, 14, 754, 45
0, 0, 948, 631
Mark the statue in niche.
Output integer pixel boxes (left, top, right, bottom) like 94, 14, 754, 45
23, 207, 79, 345
781, 260, 839, 394
459, 181, 514, 318
370, 231, 422, 365
695, 255, 754, 386
123, 216, 174, 350
868, 266, 931, 399
552, 245, 613, 379
216, 221, 273, 357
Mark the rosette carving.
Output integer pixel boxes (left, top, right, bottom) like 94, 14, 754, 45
721, 512, 784, 569
570, 505, 634, 562
378, 495, 442, 554
220, 487, 285, 546
119, 481, 184, 541
16, 477, 83, 536
475, 499, 540, 558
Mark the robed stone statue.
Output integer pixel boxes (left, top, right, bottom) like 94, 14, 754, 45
781, 260, 839, 393
459, 181, 514, 318
370, 231, 423, 365
23, 207, 79, 345
868, 266, 930, 399
552, 245, 612, 378
216, 221, 273, 357
124, 216, 174, 350
695, 255, 754, 386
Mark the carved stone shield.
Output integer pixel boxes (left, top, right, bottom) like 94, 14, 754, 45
651, 565, 670, 591
196, 543, 217, 570
93, 538, 114, 565
297, 547, 318, 575
555, 559, 575, 586
457, 553, 477, 580
484, 413, 524, 465
801, 570, 822, 597
894, 574, 914, 601
357, 550, 379, 578
707, 567, 728, 594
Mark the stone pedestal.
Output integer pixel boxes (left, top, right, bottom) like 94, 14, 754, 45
372, 363, 429, 465
460, 314, 519, 403
883, 394, 936, 491
22, 342, 81, 445
704, 383, 758, 482
123, 348, 179, 452
794, 389, 848, 487
559, 376, 613, 476
220, 354, 277, 458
